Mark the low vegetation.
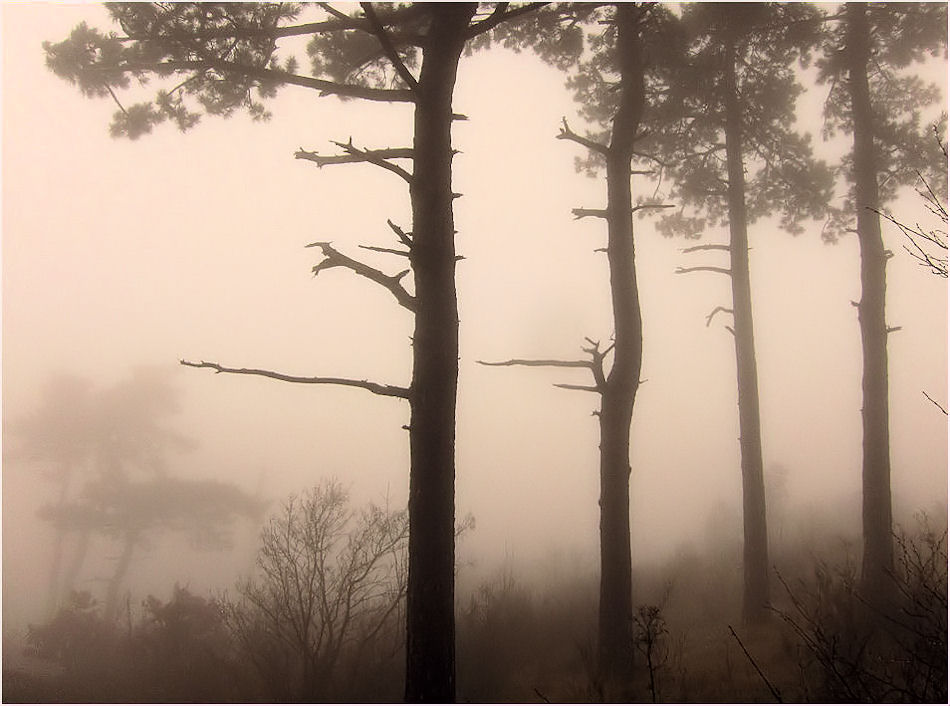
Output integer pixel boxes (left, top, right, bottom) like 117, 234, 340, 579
4, 490, 944, 703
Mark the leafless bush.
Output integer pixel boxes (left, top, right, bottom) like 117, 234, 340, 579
773, 515, 947, 702
634, 604, 668, 702
223, 480, 408, 702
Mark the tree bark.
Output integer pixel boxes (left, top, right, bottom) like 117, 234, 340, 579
597, 3, 645, 687
404, 4, 476, 702
846, 1, 894, 603
723, 33, 770, 624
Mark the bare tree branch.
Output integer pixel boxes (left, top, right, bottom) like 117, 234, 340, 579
329, 139, 413, 183
294, 146, 412, 169
360, 3, 419, 92
557, 117, 609, 156
359, 244, 410, 258
307, 241, 415, 311
675, 266, 733, 276
922, 390, 949, 416
706, 306, 734, 327
477, 358, 592, 369
180, 360, 409, 399
572, 208, 609, 220
682, 243, 730, 253
632, 203, 674, 214
573, 205, 671, 220
386, 219, 412, 247
553, 383, 601, 393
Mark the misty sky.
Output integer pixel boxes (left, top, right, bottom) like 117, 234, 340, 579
2, 3, 947, 630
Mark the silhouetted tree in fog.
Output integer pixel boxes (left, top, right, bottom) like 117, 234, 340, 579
481, 3, 683, 691
8, 369, 196, 615
10, 369, 260, 621
816, 1, 947, 603
45, 4, 545, 699
643, 2, 834, 624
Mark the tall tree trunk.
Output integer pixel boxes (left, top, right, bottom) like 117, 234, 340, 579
846, 1, 894, 603
723, 34, 770, 624
405, 4, 475, 702
597, 3, 645, 687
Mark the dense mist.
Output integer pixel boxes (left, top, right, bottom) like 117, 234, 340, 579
3, 3, 947, 703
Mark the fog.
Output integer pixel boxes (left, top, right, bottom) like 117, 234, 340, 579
2, 3, 947, 702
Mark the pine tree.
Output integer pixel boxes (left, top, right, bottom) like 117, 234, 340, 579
649, 2, 833, 623
817, 1, 947, 603
480, 3, 684, 688
44, 4, 545, 700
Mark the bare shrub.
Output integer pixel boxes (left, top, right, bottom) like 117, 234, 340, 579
774, 515, 947, 702
223, 480, 408, 702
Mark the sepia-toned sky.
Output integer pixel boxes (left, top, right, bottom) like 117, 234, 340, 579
3, 3, 947, 629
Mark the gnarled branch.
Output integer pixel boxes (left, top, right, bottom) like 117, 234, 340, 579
307, 241, 415, 311
180, 360, 409, 399
329, 139, 413, 183
557, 117, 609, 156
479, 337, 614, 395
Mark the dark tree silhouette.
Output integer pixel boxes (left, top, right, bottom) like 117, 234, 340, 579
653, 2, 834, 623
480, 3, 682, 689
45, 5, 544, 699
817, 1, 947, 602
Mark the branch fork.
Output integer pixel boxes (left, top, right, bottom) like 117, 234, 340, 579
307, 241, 415, 312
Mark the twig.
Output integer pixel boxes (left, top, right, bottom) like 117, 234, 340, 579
478, 358, 591, 369
922, 390, 948, 415
728, 625, 783, 703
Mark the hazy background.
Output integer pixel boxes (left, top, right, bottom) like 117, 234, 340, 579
3, 3, 947, 632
